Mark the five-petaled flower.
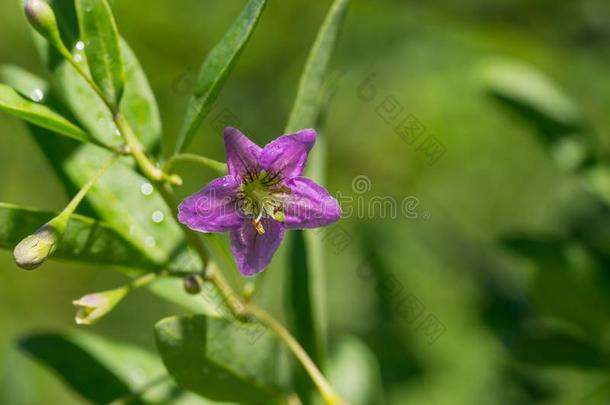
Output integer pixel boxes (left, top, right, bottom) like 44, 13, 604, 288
178, 128, 341, 275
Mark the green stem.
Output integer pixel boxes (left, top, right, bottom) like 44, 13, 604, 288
113, 113, 182, 185
129, 270, 164, 290
163, 153, 227, 175
248, 304, 345, 405
58, 35, 342, 404
58, 153, 117, 220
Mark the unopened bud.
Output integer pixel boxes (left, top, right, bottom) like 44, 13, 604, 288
183, 275, 203, 294
73, 286, 129, 325
13, 219, 65, 270
24, 0, 70, 59
24, 0, 60, 42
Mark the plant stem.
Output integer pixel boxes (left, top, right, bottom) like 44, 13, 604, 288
60, 153, 117, 219
248, 303, 345, 405
164, 153, 227, 175
114, 113, 181, 185
65, 47, 342, 404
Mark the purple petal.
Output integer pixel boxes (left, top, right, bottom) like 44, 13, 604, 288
178, 175, 245, 232
230, 219, 285, 276
282, 177, 341, 229
224, 127, 262, 180
259, 129, 316, 180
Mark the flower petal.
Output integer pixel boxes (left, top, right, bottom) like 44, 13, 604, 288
282, 177, 341, 229
224, 127, 262, 180
230, 219, 285, 276
259, 129, 316, 180
178, 175, 245, 232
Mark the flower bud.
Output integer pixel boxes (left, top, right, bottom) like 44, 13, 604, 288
24, 0, 60, 42
73, 286, 129, 325
13, 218, 65, 270
183, 275, 203, 295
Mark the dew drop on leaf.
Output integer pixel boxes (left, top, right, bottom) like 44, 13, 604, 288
151, 210, 164, 223
30, 89, 44, 102
140, 182, 153, 196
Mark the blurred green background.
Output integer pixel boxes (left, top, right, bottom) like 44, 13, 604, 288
2, 0, 610, 403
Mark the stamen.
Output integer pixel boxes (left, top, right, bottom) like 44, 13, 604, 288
252, 217, 265, 235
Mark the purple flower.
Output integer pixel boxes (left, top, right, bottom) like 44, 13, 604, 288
178, 128, 341, 276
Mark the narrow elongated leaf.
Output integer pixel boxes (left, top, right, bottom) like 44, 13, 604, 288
175, 0, 267, 153
285, 0, 349, 133
482, 59, 594, 170
17, 16, 190, 271
481, 59, 582, 132
0, 83, 90, 143
283, 0, 350, 396
0, 65, 49, 97
0, 202, 155, 272
19, 331, 183, 405
75, 0, 125, 107
54, 39, 161, 151
154, 315, 288, 403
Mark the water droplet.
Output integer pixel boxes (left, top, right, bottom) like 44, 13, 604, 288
151, 210, 164, 223
30, 88, 44, 102
140, 183, 153, 196
108, 121, 121, 136
145, 236, 156, 247
75, 41, 85, 51
74, 54, 82, 63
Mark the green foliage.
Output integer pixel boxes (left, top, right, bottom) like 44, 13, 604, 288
283, 1, 349, 401
154, 315, 288, 403
0, 83, 90, 143
75, 0, 125, 107
327, 337, 385, 405
0, 203, 158, 271
20, 331, 163, 404
175, 0, 267, 153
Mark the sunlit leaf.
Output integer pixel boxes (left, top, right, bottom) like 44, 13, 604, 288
154, 315, 288, 403
75, 0, 124, 107
283, 0, 350, 398
175, 0, 267, 153
0, 83, 90, 143
0, 202, 155, 272
481, 59, 594, 170
284, 0, 350, 133
20, 331, 164, 404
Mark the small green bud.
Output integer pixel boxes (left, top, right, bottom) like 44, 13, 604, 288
183, 275, 203, 294
13, 220, 64, 270
73, 286, 129, 325
243, 282, 256, 301
24, 0, 59, 40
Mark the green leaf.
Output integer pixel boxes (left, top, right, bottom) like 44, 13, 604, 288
0, 202, 156, 272
154, 315, 288, 403
481, 59, 595, 170
75, 0, 125, 107
19, 331, 164, 404
53, 39, 160, 151
11, 33, 186, 271
0, 83, 90, 143
327, 336, 385, 405
284, 0, 349, 133
481, 59, 583, 132
283, 0, 349, 397
175, 0, 267, 153
0, 65, 49, 97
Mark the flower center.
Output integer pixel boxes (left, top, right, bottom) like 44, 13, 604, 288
237, 170, 288, 234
